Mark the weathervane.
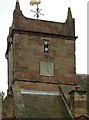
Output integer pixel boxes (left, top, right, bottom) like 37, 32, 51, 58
30, 0, 44, 19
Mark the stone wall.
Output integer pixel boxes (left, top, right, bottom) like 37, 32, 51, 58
2, 96, 14, 118
12, 33, 76, 84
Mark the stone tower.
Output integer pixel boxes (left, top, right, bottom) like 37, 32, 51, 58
4, 0, 88, 119
6, 0, 77, 90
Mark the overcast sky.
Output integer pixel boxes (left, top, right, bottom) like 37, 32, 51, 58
0, 0, 87, 94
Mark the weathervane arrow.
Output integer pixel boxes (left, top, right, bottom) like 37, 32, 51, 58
30, 0, 44, 19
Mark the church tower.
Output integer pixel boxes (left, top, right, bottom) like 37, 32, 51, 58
4, 0, 84, 118
6, 0, 77, 89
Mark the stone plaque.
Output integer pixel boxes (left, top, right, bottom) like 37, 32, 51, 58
40, 61, 54, 76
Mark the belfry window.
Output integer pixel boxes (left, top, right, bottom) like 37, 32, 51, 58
44, 40, 49, 53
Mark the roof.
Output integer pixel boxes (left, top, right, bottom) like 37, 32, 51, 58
2, 89, 73, 119
22, 93, 73, 118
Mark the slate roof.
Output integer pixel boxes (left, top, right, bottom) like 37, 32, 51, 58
22, 93, 73, 119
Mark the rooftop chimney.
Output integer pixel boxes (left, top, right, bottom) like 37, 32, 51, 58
69, 87, 87, 118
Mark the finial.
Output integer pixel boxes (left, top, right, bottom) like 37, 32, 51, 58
15, 0, 20, 11
67, 7, 72, 20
